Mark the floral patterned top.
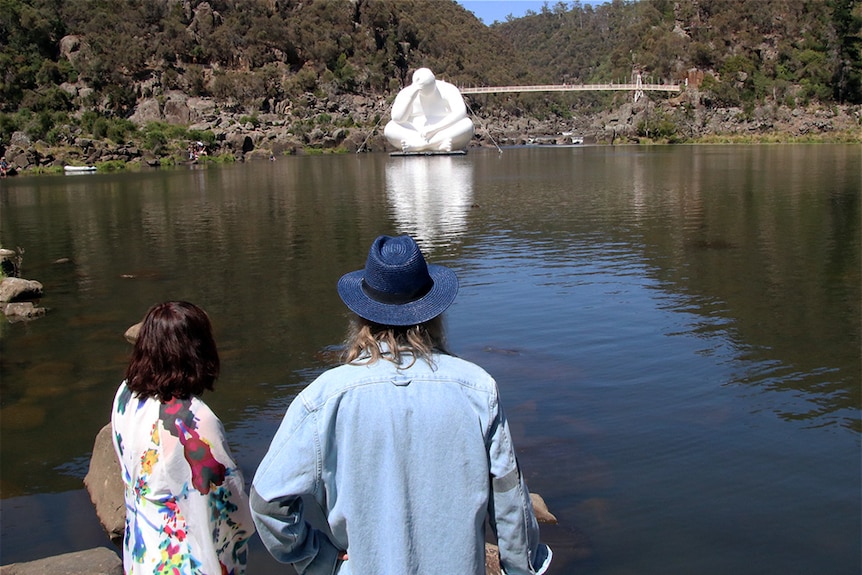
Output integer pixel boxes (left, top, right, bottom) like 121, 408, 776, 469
111, 382, 254, 575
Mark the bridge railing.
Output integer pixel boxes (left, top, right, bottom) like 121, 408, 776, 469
459, 83, 682, 94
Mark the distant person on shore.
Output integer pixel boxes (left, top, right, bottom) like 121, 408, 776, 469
384, 68, 475, 152
251, 234, 552, 574
112, 301, 254, 575
1, 157, 8, 178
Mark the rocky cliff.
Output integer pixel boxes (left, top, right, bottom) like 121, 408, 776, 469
3, 88, 859, 173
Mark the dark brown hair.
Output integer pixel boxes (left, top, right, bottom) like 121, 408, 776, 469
341, 314, 449, 367
125, 301, 220, 402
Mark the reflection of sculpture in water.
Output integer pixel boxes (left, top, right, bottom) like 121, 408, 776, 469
384, 68, 474, 153
385, 156, 473, 248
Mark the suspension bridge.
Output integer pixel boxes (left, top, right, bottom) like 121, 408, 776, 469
459, 74, 682, 102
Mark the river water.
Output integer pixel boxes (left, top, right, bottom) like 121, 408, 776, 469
0, 145, 859, 574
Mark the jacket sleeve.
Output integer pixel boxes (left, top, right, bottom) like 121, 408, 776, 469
250, 395, 341, 575
487, 398, 553, 575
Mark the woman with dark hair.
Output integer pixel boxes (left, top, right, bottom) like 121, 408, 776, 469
112, 301, 254, 575
251, 235, 552, 575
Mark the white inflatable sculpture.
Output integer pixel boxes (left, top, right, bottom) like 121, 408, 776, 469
384, 68, 474, 153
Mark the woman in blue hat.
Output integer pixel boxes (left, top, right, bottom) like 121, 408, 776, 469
251, 234, 552, 575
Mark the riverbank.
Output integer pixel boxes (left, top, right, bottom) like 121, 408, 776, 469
1, 89, 859, 175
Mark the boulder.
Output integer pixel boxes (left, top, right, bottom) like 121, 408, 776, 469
7, 149, 34, 171
187, 2, 221, 39
485, 543, 501, 575
482, 495, 555, 574
0, 547, 122, 575
59, 82, 78, 97
0, 248, 19, 277
0, 278, 43, 302
530, 492, 558, 524
163, 98, 191, 125
129, 99, 162, 125
2, 302, 47, 322
83, 423, 125, 545
186, 97, 218, 123
124, 321, 142, 344
226, 133, 254, 153
10, 131, 31, 148
162, 90, 191, 126
58, 35, 82, 59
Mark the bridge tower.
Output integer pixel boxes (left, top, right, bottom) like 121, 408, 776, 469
634, 73, 644, 103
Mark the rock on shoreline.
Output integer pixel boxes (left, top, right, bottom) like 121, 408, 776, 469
1, 89, 858, 173
0, 548, 122, 575
0, 251, 47, 322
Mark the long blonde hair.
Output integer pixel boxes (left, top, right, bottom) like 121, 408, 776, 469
342, 315, 448, 367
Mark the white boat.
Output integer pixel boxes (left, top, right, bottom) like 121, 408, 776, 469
64, 165, 97, 173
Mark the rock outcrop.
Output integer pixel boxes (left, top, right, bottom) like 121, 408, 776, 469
0, 248, 20, 277
124, 321, 143, 344
2, 302, 47, 322
0, 548, 122, 575
0, 275, 47, 322
2, 83, 857, 174
83, 423, 125, 546
0, 278, 43, 302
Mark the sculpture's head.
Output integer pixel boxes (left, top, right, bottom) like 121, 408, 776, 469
412, 68, 436, 92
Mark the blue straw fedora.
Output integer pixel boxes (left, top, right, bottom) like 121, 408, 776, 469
337, 235, 458, 326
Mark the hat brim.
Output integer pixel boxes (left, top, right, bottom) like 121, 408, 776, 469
337, 264, 458, 326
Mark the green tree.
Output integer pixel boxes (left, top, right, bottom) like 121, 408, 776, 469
831, 0, 862, 103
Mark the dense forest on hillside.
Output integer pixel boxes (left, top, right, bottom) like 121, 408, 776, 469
1, 0, 526, 115
0, 0, 859, 165
499, 0, 861, 106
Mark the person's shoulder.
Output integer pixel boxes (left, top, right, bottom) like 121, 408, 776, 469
437, 353, 484, 369
183, 396, 229, 439
113, 380, 128, 400
299, 359, 431, 408
113, 380, 139, 412
294, 363, 366, 406
435, 354, 496, 386
189, 395, 221, 420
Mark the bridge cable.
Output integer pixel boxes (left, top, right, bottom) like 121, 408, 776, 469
356, 113, 385, 154
464, 97, 503, 154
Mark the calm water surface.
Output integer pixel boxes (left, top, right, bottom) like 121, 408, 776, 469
1, 145, 859, 574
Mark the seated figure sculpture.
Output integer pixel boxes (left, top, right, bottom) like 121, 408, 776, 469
384, 68, 474, 153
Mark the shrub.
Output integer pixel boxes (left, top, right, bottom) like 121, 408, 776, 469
239, 114, 260, 127
92, 117, 110, 139
188, 129, 216, 146
637, 111, 678, 140
142, 124, 169, 154
98, 160, 127, 172
24, 110, 69, 141
21, 86, 73, 112
0, 114, 20, 143
107, 118, 137, 144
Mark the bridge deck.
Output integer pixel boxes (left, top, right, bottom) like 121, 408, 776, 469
460, 83, 681, 94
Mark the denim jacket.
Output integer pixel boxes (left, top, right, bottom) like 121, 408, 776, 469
251, 350, 552, 575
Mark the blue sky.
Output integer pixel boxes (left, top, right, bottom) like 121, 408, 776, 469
456, 0, 607, 26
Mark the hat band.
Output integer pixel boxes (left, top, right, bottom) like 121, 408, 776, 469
361, 278, 432, 305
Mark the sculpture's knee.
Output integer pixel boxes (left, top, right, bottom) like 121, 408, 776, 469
441, 118, 474, 149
